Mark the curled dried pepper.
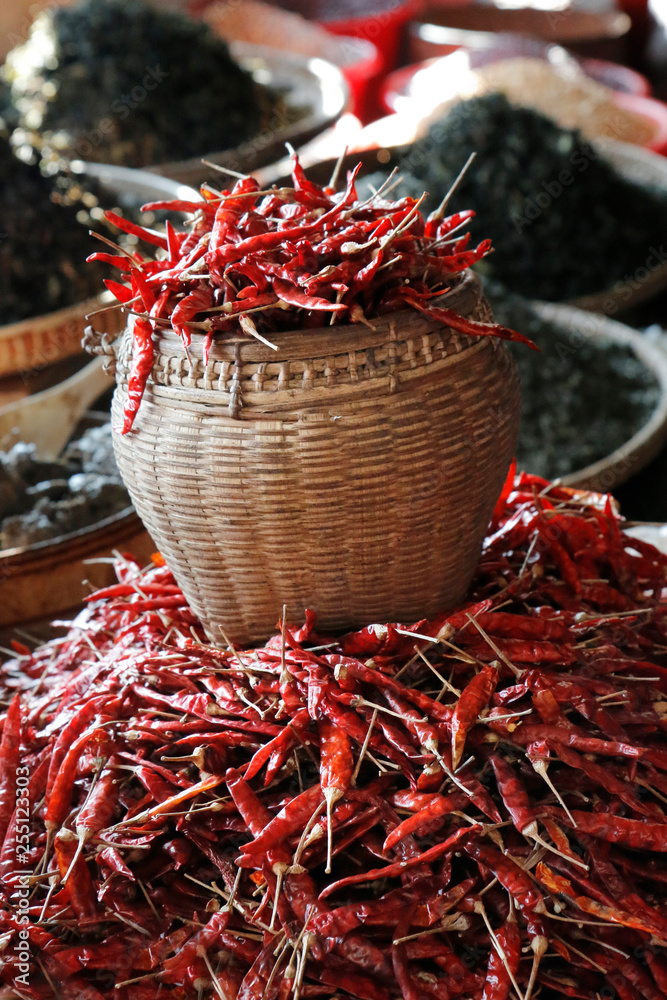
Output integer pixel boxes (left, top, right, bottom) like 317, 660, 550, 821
95, 155, 528, 430
451, 664, 498, 769
0, 695, 20, 847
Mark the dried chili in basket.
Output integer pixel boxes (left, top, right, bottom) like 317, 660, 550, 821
90, 153, 534, 432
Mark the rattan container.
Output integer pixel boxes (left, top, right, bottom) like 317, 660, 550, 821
102, 271, 520, 645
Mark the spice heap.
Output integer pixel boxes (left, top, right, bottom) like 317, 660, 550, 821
428, 56, 658, 147
4, 472, 667, 999
380, 94, 667, 301
93, 153, 532, 433
487, 283, 661, 480
0, 424, 128, 550
0, 136, 106, 324
2, 0, 269, 169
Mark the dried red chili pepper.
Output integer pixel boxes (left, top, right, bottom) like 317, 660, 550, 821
451, 664, 498, 769
94, 156, 529, 431
7, 470, 667, 999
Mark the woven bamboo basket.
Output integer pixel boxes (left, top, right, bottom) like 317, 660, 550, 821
93, 271, 520, 646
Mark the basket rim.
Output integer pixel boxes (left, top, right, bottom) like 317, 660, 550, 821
0, 292, 112, 342
116, 270, 481, 366
0, 504, 142, 568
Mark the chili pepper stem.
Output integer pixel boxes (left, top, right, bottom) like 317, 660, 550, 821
324, 787, 343, 874
465, 614, 523, 679
85, 294, 141, 319
351, 707, 378, 786
416, 646, 461, 698
201, 948, 230, 1000
525, 935, 548, 1000
265, 936, 290, 995
351, 166, 401, 213
557, 935, 607, 973
426, 152, 477, 225
224, 867, 243, 914
88, 229, 142, 262
34, 956, 57, 996
521, 820, 588, 870
292, 931, 313, 1000
474, 900, 526, 1000
422, 215, 475, 252
38, 875, 59, 924
200, 158, 250, 180
61, 832, 87, 884
270, 861, 288, 931
293, 800, 326, 866
114, 973, 160, 988
38, 823, 57, 877
530, 758, 577, 826
328, 146, 348, 191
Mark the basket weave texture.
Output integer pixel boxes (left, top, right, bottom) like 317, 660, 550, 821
108, 272, 521, 645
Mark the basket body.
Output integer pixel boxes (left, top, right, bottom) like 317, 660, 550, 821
111, 272, 521, 645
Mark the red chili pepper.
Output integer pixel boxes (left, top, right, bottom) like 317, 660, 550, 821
404, 294, 537, 348
10, 471, 667, 1000
105, 209, 169, 250
555, 809, 667, 852
273, 277, 346, 313
170, 285, 214, 350
451, 664, 498, 770
0, 695, 21, 847
481, 910, 522, 1000
121, 315, 155, 434
382, 791, 467, 852
238, 783, 323, 859
535, 862, 663, 938
489, 753, 537, 836
53, 830, 97, 920
391, 906, 420, 1000
319, 824, 478, 899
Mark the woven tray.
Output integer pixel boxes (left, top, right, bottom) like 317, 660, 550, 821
0, 506, 152, 628
0, 295, 122, 379
98, 271, 521, 646
531, 301, 667, 493
569, 141, 667, 313
0, 162, 198, 379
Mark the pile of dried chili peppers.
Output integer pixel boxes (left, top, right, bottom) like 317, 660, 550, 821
3, 470, 667, 1000
88, 153, 533, 433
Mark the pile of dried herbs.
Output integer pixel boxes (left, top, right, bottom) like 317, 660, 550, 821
382, 94, 667, 301
0, 136, 105, 324
2, 0, 270, 169
485, 281, 660, 479
0, 424, 128, 550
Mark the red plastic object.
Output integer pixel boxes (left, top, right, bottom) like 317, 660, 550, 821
611, 91, 667, 156
321, 0, 421, 73
580, 57, 651, 96
381, 59, 438, 115
320, 2, 420, 123
337, 38, 384, 125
